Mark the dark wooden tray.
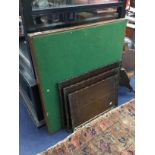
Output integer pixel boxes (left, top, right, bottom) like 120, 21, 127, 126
68, 75, 118, 129
58, 62, 120, 128
63, 68, 119, 129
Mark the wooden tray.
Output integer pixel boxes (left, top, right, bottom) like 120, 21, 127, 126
68, 75, 118, 129
58, 62, 120, 128
63, 68, 119, 129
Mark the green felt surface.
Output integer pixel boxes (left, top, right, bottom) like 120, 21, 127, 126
29, 19, 126, 133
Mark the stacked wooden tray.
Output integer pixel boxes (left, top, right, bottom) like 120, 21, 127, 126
58, 62, 120, 130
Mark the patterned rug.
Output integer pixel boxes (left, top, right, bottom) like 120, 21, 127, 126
38, 99, 135, 155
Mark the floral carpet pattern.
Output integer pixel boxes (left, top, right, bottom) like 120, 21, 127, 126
39, 99, 135, 155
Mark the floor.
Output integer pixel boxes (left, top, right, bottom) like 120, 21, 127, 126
19, 76, 135, 155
